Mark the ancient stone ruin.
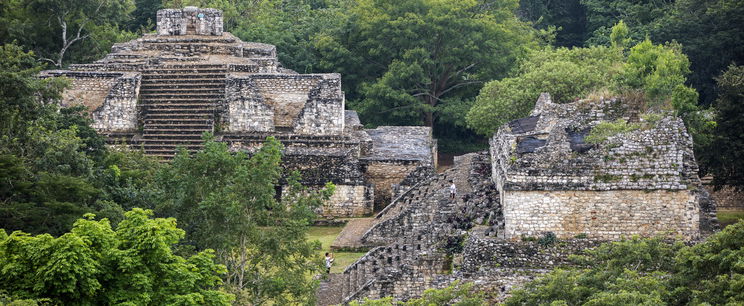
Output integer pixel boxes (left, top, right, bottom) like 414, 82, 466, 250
317, 94, 717, 305
491, 93, 717, 240
39, 7, 436, 218
37, 6, 716, 304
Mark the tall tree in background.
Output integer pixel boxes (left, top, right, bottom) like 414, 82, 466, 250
315, 0, 536, 131
129, 0, 163, 31
580, 0, 670, 46
517, 0, 587, 47
467, 45, 624, 135
710, 65, 744, 188
2, 0, 135, 67
652, 0, 744, 106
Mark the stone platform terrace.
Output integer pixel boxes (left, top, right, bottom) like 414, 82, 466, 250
40, 7, 436, 218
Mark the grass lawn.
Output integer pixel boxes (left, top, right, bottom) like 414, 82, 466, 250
718, 210, 744, 227
307, 226, 366, 273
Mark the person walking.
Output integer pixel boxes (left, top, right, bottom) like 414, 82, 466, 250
449, 180, 457, 201
325, 252, 334, 273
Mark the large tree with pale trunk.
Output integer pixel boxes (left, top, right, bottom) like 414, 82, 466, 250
314, 0, 536, 130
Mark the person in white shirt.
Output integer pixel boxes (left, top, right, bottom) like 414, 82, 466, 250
449, 180, 457, 200
325, 252, 334, 273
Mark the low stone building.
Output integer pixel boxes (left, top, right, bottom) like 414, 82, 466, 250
39, 7, 436, 217
490, 93, 716, 240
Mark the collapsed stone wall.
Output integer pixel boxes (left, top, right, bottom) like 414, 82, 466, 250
157, 7, 223, 36
224, 74, 344, 135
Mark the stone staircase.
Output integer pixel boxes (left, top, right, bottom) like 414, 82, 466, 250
315, 273, 346, 306
359, 165, 465, 247
313, 153, 501, 305
137, 63, 227, 159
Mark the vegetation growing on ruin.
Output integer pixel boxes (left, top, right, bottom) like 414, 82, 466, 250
585, 119, 640, 144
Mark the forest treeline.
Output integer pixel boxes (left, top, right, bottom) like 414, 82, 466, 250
1, 0, 743, 304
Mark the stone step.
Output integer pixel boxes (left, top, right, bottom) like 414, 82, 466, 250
144, 109, 215, 114
142, 103, 218, 109
144, 129, 211, 134
158, 64, 227, 69
144, 113, 213, 119
144, 149, 202, 156
138, 139, 206, 145
140, 97, 222, 103
142, 134, 205, 140
96, 58, 145, 64
107, 53, 149, 59
143, 68, 228, 74
140, 144, 205, 149
140, 83, 225, 89
144, 124, 213, 130
142, 74, 227, 80
141, 77, 225, 85
144, 117, 213, 123
139, 88, 224, 94
139, 93, 223, 99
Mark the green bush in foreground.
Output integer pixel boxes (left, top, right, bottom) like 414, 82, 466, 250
506, 221, 744, 305
0, 209, 234, 305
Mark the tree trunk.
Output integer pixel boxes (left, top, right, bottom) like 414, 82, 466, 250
423, 95, 435, 128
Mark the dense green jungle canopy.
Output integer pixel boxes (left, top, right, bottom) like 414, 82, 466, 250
1, 0, 743, 304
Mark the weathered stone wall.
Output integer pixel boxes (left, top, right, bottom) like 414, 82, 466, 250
224, 77, 274, 132
40, 71, 141, 133
502, 189, 700, 240
92, 74, 141, 132
157, 7, 223, 36
490, 94, 714, 241
224, 74, 344, 135
223, 134, 374, 218
364, 161, 422, 210
322, 184, 374, 217
707, 185, 744, 210
57, 75, 118, 111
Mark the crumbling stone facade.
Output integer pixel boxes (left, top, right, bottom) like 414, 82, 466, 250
490, 93, 716, 240
40, 7, 436, 218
